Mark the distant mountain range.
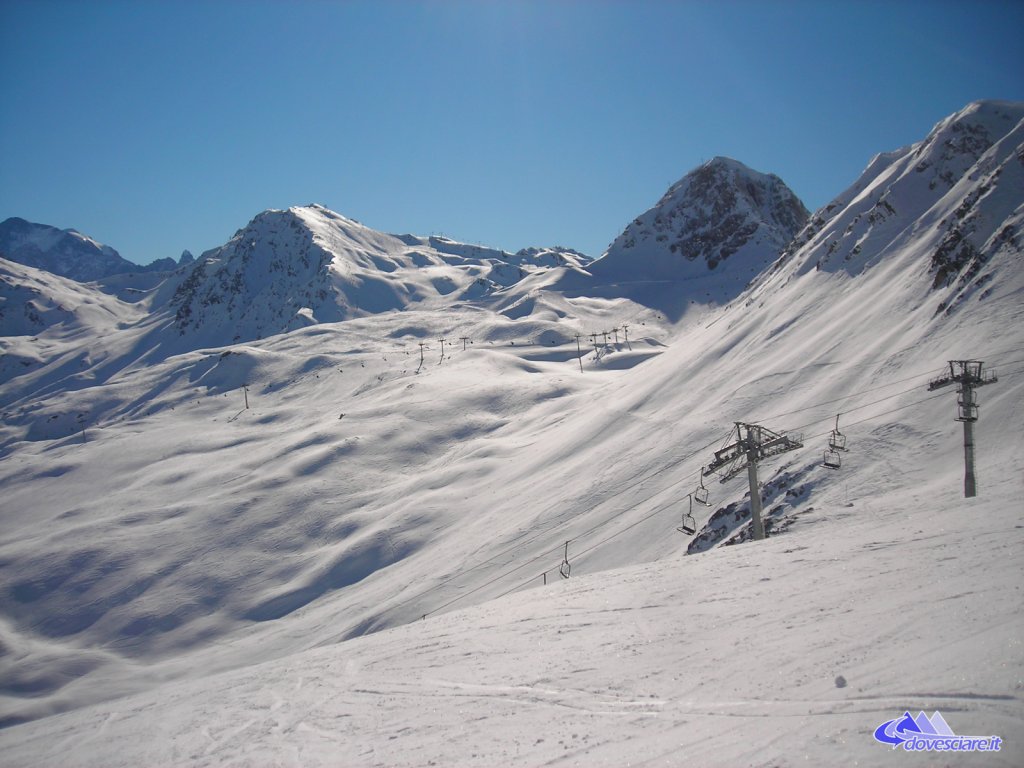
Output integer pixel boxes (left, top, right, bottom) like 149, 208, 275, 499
2, 99, 1021, 351
0, 218, 193, 281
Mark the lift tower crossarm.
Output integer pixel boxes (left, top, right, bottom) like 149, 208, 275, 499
704, 422, 804, 540
927, 360, 997, 392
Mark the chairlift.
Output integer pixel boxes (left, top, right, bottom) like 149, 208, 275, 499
559, 541, 571, 579
828, 414, 847, 452
694, 467, 711, 506
823, 448, 842, 470
677, 494, 697, 535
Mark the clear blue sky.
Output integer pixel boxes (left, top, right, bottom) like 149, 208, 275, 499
1, 0, 1022, 265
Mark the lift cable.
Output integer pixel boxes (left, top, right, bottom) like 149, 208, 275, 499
470, 375, 1021, 608
404, 361, 1023, 620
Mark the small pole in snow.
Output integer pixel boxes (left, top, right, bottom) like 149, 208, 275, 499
612, 327, 619, 344
622, 324, 631, 350
460, 336, 470, 351
602, 330, 609, 346
437, 338, 446, 364
243, 385, 249, 410
418, 342, 426, 369
543, 572, 547, 585
574, 334, 584, 373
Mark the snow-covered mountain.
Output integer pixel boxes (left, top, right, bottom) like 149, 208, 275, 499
586, 157, 809, 304
163, 204, 593, 347
0, 257, 142, 341
767, 100, 1024, 316
0, 218, 176, 282
1, 101, 1022, 765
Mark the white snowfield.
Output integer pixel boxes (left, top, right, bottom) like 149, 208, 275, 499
3, 473, 1022, 768
1, 100, 1022, 766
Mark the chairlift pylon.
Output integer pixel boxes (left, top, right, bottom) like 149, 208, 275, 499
677, 494, 697, 535
694, 467, 711, 506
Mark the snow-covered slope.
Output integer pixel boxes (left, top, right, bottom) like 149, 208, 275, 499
586, 157, 808, 304
0, 218, 160, 281
3, 466, 1021, 767
1, 101, 1022, 765
771, 100, 1024, 308
164, 204, 592, 348
0, 258, 148, 390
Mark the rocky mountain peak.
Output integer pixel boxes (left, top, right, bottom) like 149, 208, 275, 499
762, 100, 1023, 320
588, 157, 808, 303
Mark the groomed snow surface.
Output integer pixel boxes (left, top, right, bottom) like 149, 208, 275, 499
3, 463, 1023, 768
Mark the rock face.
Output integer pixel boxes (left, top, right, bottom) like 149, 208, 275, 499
771, 100, 1024, 316
589, 157, 809, 303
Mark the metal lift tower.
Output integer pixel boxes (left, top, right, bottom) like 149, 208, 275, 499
705, 422, 803, 541
928, 360, 997, 498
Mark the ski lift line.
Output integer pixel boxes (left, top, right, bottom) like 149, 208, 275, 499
753, 375, 941, 424
417, 383, 999, 623
505, 389, 973, 598
783, 390, 951, 445
391, 538, 568, 619
424, 537, 578, 618
493, 493, 684, 602
566, 390, 974, 567
773, 368, 1014, 442
409, 367, 1022, 624
783, 365, 1022, 440
709, 350, 1021, 430
776, 381, 940, 430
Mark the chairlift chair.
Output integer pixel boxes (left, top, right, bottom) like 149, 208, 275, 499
828, 430, 847, 452
823, 448, 841, 470
677, 495, 698, 535
828, 414, 848, 452
694, 467, 711, 506
559, 541, 571, 579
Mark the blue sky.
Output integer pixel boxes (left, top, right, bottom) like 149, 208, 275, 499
1, 0, 1022, 264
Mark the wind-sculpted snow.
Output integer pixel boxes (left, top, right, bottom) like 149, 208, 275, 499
2, 469, 1022, 765
0, 101, 1022, 764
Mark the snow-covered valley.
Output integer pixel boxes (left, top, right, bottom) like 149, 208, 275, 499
1, 100, 1022, 766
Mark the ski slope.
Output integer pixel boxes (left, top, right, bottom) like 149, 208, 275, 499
2, 424, 1021, 766
1, 100, 1022, 765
